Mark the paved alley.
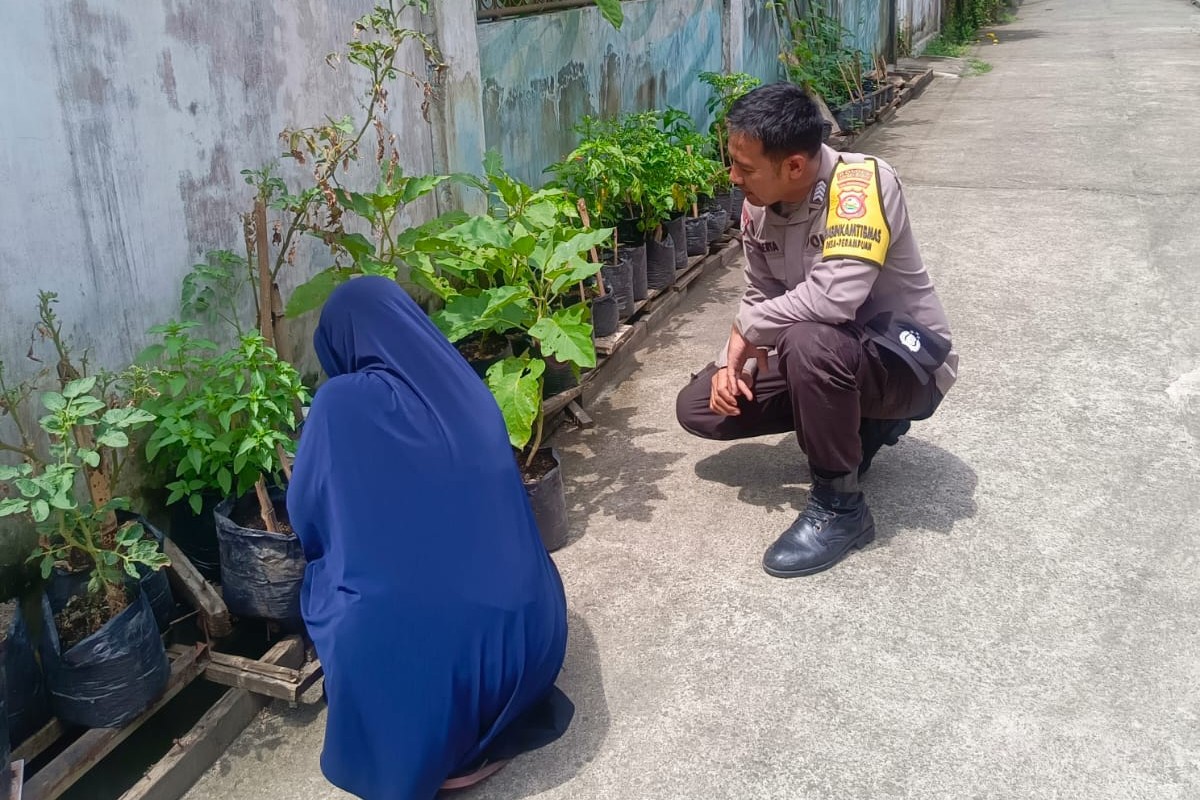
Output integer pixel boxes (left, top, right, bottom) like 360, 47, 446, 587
187, 1, 1200, 797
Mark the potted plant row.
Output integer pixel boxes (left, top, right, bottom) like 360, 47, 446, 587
0, 293, 171, 729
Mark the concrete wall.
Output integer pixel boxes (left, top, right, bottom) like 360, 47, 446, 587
476, 0, 726, 187
0, 0, 448, 583
740, 0, 787, 86
0, 1, 441, 379
897, 0, 942, 52
829, 0, 894, 60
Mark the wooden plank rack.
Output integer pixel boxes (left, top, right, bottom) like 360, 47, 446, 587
194, 637, 324, 705
11, 632, 322, 800
16, 644, 208, 800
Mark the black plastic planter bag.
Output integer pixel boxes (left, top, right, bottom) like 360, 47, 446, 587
0, 662, 8, 771
525, 449, 567, 553
167, 492, 223, 582
685, 215, 709, 256
706, 207, 729, 241
714, 190, 732, 215
625, 244, 648, 301
590, 292, 619, 338
119, 512, 175, 631
542, 357, 578, 398
215, 490, 305, 626
47, 515, 175, 633
600, 257, 634, 319
666, 216, 687, 270
730, 188, 746, 228
646, 235, 676, 290
41, 591, 170, 729
4, 601, 51, 745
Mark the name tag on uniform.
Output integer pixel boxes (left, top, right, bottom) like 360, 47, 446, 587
823, 159, 891, 267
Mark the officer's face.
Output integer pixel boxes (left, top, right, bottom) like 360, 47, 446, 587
728, 133, 810, 208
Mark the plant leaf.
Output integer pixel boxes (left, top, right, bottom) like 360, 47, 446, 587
0, 498, 29, 517
31, 500, 50, 523
528, 304, 597, 369
286, 268, 351, 318
62, 376, 97, 399
217, 467, 233, 497
444, 215, 513, 251
595, 0, 624, 30
14, 478, 40, 498
96, 430, 129, 449
401, 174, 450, 204
42, 392, 67, 412
484, 356, 545, 450
431, 288, 529, 342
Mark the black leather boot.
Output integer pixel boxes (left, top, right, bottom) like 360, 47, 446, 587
762, 473, 876, 578
858, 419, 910, 477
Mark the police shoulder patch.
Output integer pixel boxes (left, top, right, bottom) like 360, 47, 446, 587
822, 158, 891, 267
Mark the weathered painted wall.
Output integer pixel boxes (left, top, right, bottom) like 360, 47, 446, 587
0, 1, 446, 578
897, 0, 942, 52
776, 0, 894, 62
829, 0, 894, 60
477, 0, 726, 187
742, 0, 787, 86
0, 1, 440, 379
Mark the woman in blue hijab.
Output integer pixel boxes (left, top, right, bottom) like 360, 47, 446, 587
288, 276, 573, 799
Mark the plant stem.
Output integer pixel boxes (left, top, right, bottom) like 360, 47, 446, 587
524, 409, 545, 471
254, 475, 279, 533
255, 200, 275, 347
0, 439, 38, 465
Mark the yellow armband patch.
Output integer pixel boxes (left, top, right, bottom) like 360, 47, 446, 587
823, 159, 891, 267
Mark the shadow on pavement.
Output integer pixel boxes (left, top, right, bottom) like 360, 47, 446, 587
693, 435, 978, 538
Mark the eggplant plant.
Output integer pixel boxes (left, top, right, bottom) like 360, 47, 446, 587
410, 154, 613, 465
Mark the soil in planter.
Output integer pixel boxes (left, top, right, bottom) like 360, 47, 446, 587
41, 591, 170, 730
231, 502, 296, 536
56, 591, 121, 652
520, 449, 558, 484
458, 335, 507, 363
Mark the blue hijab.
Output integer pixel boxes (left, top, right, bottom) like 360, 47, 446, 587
288, 276, 570, 800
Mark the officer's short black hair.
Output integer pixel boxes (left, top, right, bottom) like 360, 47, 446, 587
726, 83, 824, 161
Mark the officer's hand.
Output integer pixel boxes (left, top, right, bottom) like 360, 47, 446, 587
724, 325, 769, 401
710, 368, 754, 416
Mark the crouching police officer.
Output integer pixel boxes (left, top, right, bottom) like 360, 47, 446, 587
676, 83, 958, 578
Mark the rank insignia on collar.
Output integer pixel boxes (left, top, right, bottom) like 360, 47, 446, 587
811, 179, 829, 207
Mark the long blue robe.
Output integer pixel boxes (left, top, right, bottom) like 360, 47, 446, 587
287, 276, 571, 799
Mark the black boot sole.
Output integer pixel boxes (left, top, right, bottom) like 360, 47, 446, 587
761, 525, 877, 578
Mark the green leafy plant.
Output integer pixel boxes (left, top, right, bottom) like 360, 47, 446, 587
547, 110, 723, 236
137, 324, 309, 531
409, 154, 613, 463
284, 163, 465, 317
698, 71, 762, 173
0, 293, 164, 617
770, 1, 864, 108
546, 116, 646, 231
228, 1, 446, 336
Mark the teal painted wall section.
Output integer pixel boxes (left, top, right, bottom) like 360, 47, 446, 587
776, 0, 893, 63
743, 0, 786, 86
831, 0, 892, 59
477, 0, 725, 187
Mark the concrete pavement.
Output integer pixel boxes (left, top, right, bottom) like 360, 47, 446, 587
185, 0, 1200, 797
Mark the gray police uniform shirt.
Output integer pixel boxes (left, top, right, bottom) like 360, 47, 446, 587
721, 143, 958, 397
